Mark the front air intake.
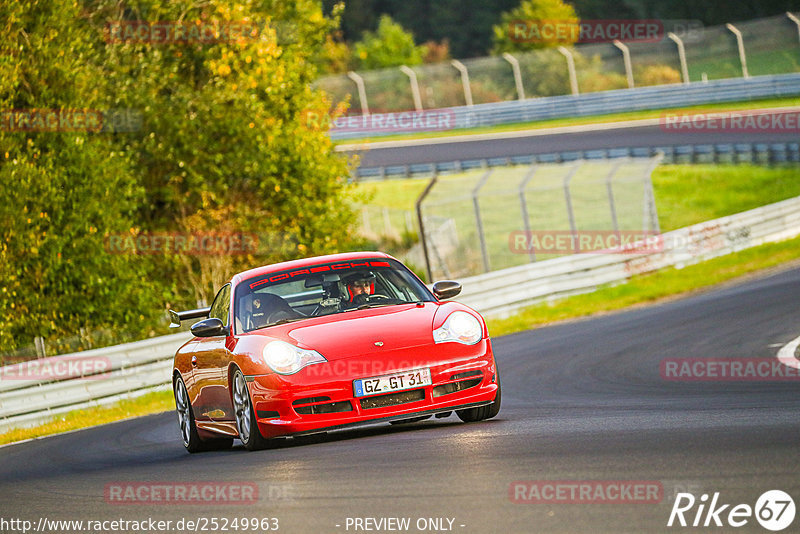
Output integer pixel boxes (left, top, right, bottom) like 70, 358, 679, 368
432, 377, 482, 398
360, 389, 425, 409
294, 401, 352, 415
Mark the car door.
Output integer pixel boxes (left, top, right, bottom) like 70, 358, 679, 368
192, 283, 235, 422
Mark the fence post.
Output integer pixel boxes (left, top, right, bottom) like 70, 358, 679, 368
518, 165, 539, 262
643, 153, 664, 234
557, 46, 580, 96
473, 169, 493, 273
346, 71, 370, 115
788, 12, 800, 44
399, 65, 423, 111
416, 171, 439, 282
613, 40, 635, 89
34, 336, 46, 359
562, 163, 581, 253
451, 60, 474, 107
725, 23, 750, 79
405, 211, 414, 236
502, 53, 526, 101
605, 159, 625, 236
361, 207, 372, 235
667, 32, 690, 84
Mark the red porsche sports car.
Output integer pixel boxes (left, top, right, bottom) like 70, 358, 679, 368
170, 252, 500, 452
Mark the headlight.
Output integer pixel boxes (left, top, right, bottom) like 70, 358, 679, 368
262, 340, 327, 375
433, 311, 482, 345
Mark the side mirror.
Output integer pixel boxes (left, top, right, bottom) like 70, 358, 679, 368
432, 280, 462, 300
191, 318, 228, 337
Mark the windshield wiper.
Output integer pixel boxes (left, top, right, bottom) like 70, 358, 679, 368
356, 302, 396, 310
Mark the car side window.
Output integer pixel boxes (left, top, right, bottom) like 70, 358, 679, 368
209, 283, 231, 327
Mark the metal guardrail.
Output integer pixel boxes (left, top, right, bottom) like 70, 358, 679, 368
456, 195, 800, 317
0, 332, 191, 433
355, 142, 800, 180
2, 193, 800, 433
333, 73, 800, 141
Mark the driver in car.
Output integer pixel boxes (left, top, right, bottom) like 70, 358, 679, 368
343, 272, 376, 307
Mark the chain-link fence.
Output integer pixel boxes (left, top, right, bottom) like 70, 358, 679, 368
357, 205, 416, 241
314, 13, 800, 112
416, 156, 662, 281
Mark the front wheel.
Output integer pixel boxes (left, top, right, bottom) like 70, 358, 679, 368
232, 369, 270, 451
456, 380, 501, 422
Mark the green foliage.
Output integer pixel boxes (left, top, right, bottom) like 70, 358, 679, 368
492, 0, 579, 54
327, 0, 520, 59
354, 15, 425, 70
316, 32, 354, 74
0, 0, 361, 352
636, 64, 682, 86
0, 0, 159, 350
325, 0, 797, 58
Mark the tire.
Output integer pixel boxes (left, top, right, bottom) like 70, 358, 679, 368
232, 369, 270, 451
456, 380, 501, 423
174, 376, 206, 453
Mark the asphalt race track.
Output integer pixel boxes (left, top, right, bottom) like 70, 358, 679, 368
2, 266, 800, 533
344, 123, 800, 169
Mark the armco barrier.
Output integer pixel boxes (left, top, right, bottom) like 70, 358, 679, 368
2, 195, 800, 433
354, 142, 800, 180
0, 332, 191, 433
332, 73, 800, 141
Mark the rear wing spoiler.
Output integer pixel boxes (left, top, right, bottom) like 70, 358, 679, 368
169, 307, 211, 328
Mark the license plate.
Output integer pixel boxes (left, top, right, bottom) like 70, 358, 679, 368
353, 368, 432, 398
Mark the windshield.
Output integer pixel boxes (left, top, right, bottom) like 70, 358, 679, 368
234, 258, 434, 333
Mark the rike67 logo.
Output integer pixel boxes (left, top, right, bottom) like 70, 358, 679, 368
668, 490, 795, 531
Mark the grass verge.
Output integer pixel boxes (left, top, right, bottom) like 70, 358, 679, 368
337, 96, 800, 145
652, 165, 800, 230
0, 389, 174, 446
486, 234, 800, 337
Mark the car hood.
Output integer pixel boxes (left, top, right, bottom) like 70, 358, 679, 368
283, 302, 439, 359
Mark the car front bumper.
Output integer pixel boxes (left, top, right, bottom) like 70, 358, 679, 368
246, 339, 498, 439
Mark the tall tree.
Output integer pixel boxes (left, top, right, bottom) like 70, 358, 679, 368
0, 0, 158, 351
492, 0, 579, 53
1, 0, 362, 352
353, 15, 425, 69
